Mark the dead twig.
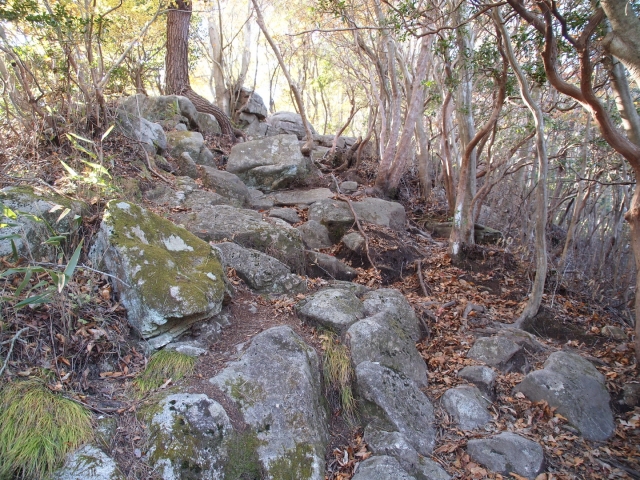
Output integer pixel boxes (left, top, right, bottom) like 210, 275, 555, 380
0, 327, 29, 378
330, 174, 378, 273
416, 259, 431, 297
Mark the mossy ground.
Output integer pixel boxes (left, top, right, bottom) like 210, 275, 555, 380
134, 350, 196, 396
0, 379, 93, 479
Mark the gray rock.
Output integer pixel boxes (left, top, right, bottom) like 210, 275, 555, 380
164, 340, 207, 357
195, 111, 221, 136
296, 288, 364, 335
146, 393, 233, 479
175, 152, 199, 178
340, 181, 358, 194
0, 186, 87, 262
199, 165, 250, 207
54, 445, 123, 480
467, 433, 544, 479
269, 207, 301, 224
174, 123, 187, 131
305, 251, 357, 281
118, 94, 199, 130
309, 197, 406, 242
171, 204, 305, 273
364, 428, 451, 480
356, 361, 436, 456
166, 131, 216, 168
145, 176, 235, 211
467, 336, 527, 372
247, 188, 275, 209
210, 326, 328, 480
214, 242, 306, 295
362, 289, 421, 343
311, 146, 330, 163
297, 220, 333, 249
457, 366, 497, 400
89, 201, 226, 347
326, 280, 369, 296
348, 312, 428, 388
313, 134, 345, 149
227, 134, 314, 191
601, 325, 627, 340
351, 456, 416, 480
621, 383, 640, 408
342, 232, 365, 253
235, 88, 268, 119
514, 351, 614, 441
273, 188, 333, 206
441, 386, 492, 430
267, 111, 317, 139
116, 112, 166, 154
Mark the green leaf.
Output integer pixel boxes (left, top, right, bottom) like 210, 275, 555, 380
101, 124, 115, 142
43, 235, 67, 246
67, 132, 94, 144
0, 202, 17, 220
1, 267, 46, 277
15, 291, 54, 308
56, 207, 72, 223
0, 234, 21, 241
60, 160, 79, 177
81, 160, 111, 178
63, 240, 83, 281
14, 269, 33, 296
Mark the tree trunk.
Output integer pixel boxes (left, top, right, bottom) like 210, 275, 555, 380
600, 0, 640, 89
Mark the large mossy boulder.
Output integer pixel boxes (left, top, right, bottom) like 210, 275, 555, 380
0, 186, 88, 262
226, 134, 315, 191
210, 326, 328, 480
90, 201, 226, 348
145, 393, 233, 479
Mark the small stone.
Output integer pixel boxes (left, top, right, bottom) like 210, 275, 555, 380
458, 366, 497, 399
342, 232, 365, 253
601, 325, 627, 340
467, 433, 544, 479
297, 220, 332, 249
467, 336, 527, 372
441, 385, 492, 430
340, 181, 358, 194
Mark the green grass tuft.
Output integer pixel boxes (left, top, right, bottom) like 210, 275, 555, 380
0, 380, 93, 479
134, 349, 196, 395
320, 332, 357, 422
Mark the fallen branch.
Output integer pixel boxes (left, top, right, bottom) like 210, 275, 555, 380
0, 327, 29, 378
416, 259, 431, 297
330, 174, 378, 273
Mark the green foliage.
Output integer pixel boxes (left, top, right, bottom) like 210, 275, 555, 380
320, 331, 357, 422
0, 380, 93, 479
134, 350, 196, 395
61, 128, 116, 195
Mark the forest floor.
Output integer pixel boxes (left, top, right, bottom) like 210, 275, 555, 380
0, 130, 638, 479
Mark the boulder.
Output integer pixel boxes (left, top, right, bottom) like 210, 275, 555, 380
210, 326, 328, 480
364, 428, 451, 480
269, 207, 301, 224
356, 361, 436, 457
199, 166, 250, 207
340, 181, 358, 194
195, 111, 221, 136
267, 111, 317, 139
457, 366, 497, 400
166, 131, 215, 168
0, 186, 88, 262
273, 188, 333, 206
305, 251, 357, 281
145, 176, 234, 210
348, 312, 428, 388
54, 445, 124, 480
342, 232, 365, 253
514, 351, 615, 441
146, 393, 233, 479
247, 188, 275, 209
214, 242, 306, 295
175, 152, 199, 178
351, 456, 416, 480
90, 201, 226, 348
115, 112, 166, 154
118, 94, 209, 133
171, 204, 306, 273
467, 433, 544, 479
234, 88, 268, 119
441, 386, 492, 430
297, 221, 332, 249
467, 336, 527, 373
308, 197, 406, 242
227, 135, 314, 191
296, 288, 365, 335
362, 289, 421, 343
313, 134, 345, 149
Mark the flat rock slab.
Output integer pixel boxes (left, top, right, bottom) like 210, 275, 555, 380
210, 326, 328, 480
273, 188, 334, 206
356, 361, 435, 457
365, 427, 451, 480
269, 207, 301, 224
441, 385, 492, 430
227, 134, 314, 191
296, 288, 365, 335
362, 289, 421, 343
457, 366, 497, 400
351, 456, 417, 480
171, 204, 305, 273
54, 445, 124, 480
305, 251, 357, 281
297, 220, 332, 249
514, 351, 614, 441
467, 433, 544, 479
145, 176, 235, 210
199, 166, 250, 207
146, 393, 233, 479
348, 312, 428, 388
90, 201, 225, 348
214, 242, 306, 295
467, 336, 527, 372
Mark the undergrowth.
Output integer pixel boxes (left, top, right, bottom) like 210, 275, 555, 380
320, 331, 357, 423
0, 380, 93, 479
134, 349, 196, 396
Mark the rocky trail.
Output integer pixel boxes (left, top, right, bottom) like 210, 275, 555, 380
0, 94, 638, 480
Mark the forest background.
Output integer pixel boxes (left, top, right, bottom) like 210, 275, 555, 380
0, 0, 638, 360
